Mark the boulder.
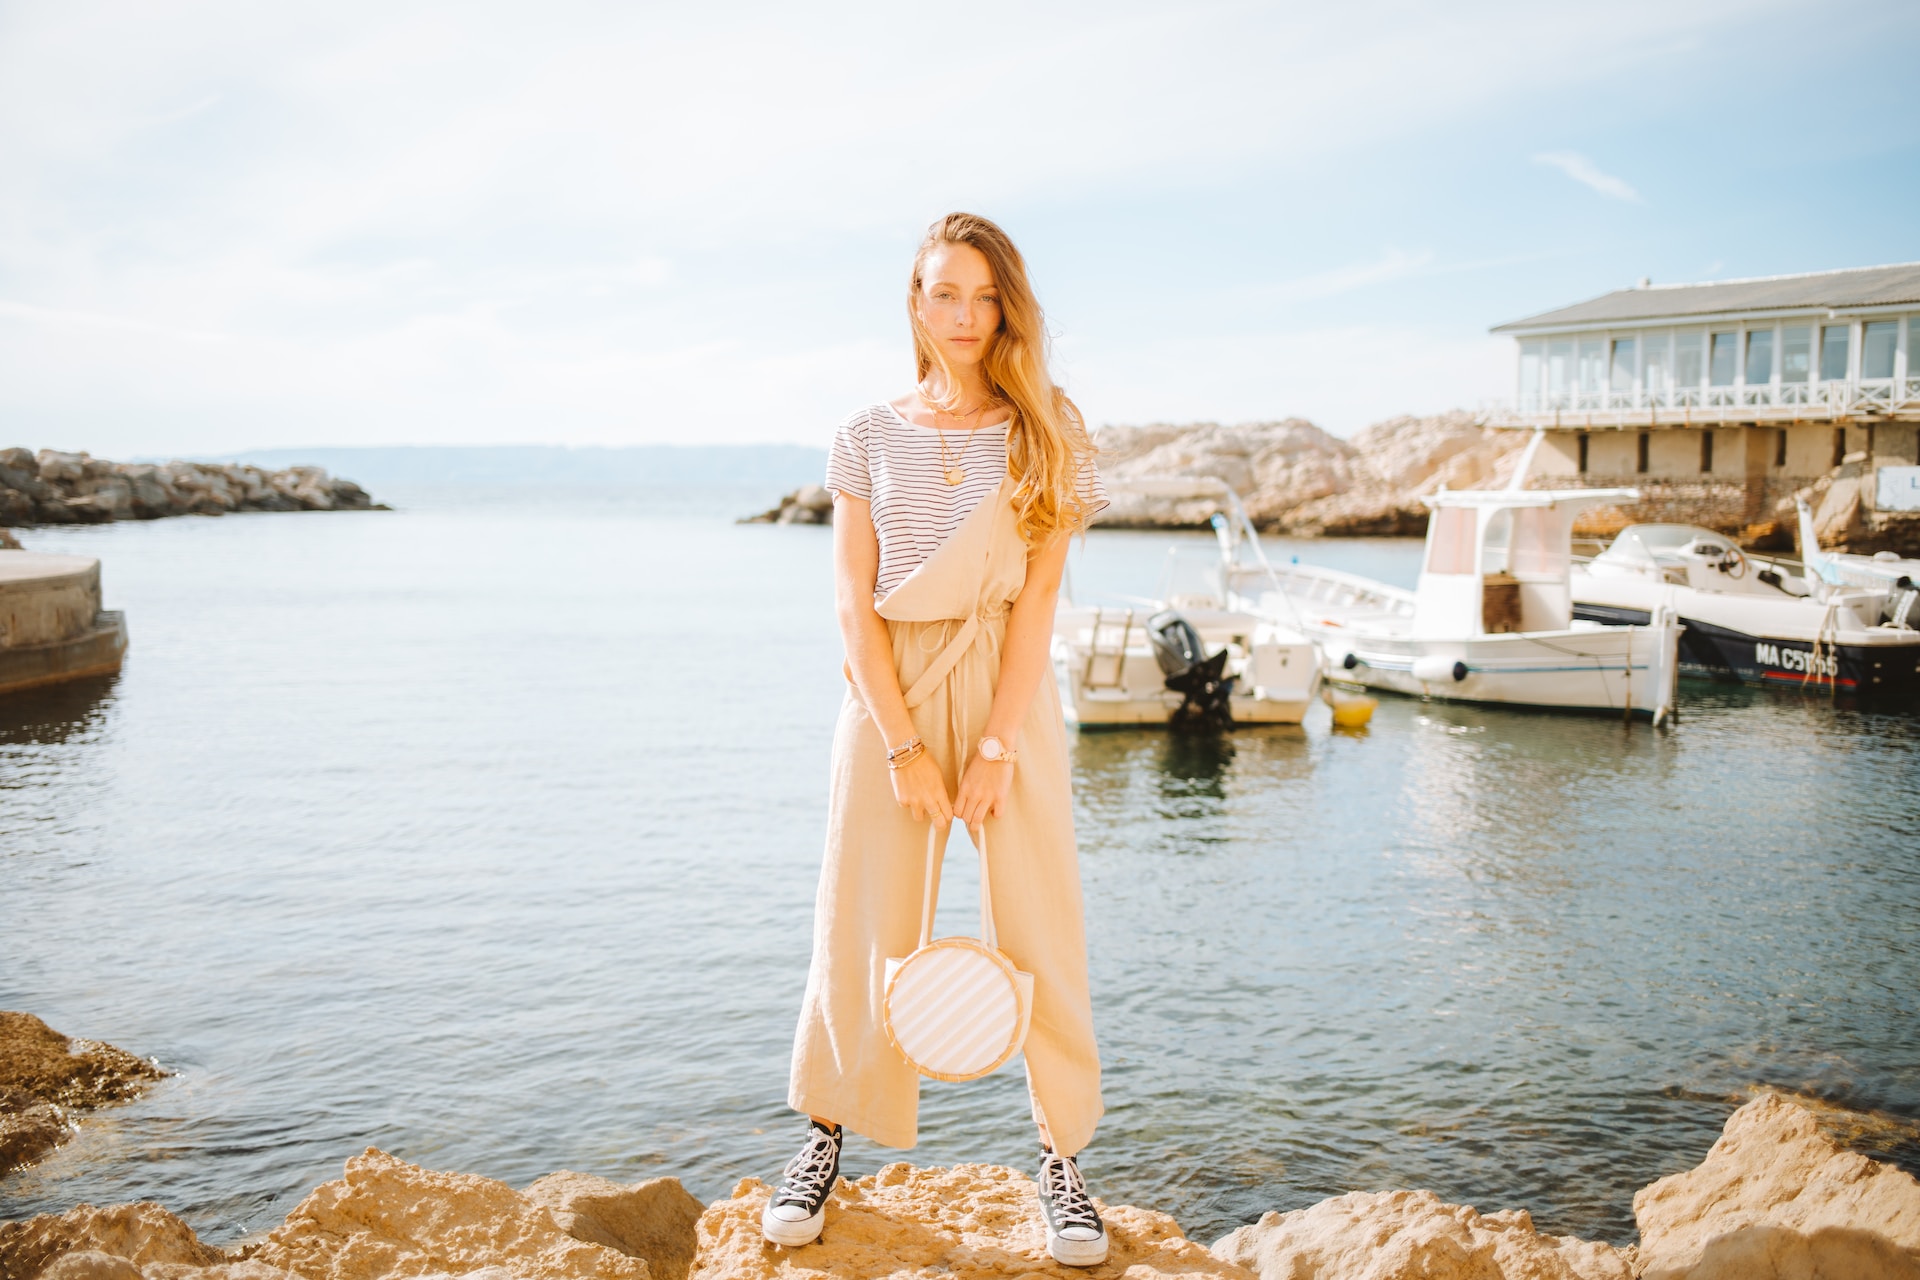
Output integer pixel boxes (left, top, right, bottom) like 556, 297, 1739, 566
524, 1171, 704, 1280
1634, 1093, 1920, 1280
740, 485, 834, 525
0, 1012, 167, 1174
690, 1161, 1254, 1280
40, 1251, 147, 1280
0, 1203, 224, 1280
1088, 411, 1523, 535
1210, 1188, 1633, 1280
245, 1148, 649, 1280
1094, 419, 1359, 529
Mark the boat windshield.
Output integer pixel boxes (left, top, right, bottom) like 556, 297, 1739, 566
1604, 524, 1714, 563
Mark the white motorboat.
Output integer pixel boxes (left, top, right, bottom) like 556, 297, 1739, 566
1052, 598, 1320, 726
1568, 502, 1920, 699
1053, 482, 1320, 727
1217, 442, 1683, 722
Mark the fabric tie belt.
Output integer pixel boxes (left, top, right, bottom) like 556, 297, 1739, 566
902, 604, 1011, 710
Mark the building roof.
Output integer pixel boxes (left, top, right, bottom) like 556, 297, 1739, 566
1491, 261, 1920, 333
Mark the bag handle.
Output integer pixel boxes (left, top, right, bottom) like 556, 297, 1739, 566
918, 820, 997, 953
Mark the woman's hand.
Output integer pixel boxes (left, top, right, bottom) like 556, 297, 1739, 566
954, 754, 1014, 834
890, 753, 953, 825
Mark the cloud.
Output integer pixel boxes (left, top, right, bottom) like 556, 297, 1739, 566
1532, 151, 1645, 203
0, 0, 1796, 452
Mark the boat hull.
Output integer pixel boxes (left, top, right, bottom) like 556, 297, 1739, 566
1572, 603, 1920, 697
1316, 622, 1678, 718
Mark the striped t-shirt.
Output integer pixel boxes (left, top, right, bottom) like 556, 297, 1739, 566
825, 402, 1108, 597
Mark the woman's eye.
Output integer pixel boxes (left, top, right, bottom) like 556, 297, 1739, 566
981, 296, 1000, 306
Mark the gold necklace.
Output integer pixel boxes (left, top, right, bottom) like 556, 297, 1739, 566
922, 391, 996, 487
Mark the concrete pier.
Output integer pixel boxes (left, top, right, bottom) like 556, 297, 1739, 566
0, 551, 128, 695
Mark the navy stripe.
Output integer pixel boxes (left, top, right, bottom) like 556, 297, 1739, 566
826, 403, 1107, 596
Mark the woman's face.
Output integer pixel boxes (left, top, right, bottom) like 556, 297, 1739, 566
915, 242, 1000, 372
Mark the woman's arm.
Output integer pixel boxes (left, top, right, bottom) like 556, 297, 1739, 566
833, 493, 953, 826
953, 531, 1072, 831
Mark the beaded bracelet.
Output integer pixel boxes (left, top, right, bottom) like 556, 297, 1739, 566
886, 735, 926, 771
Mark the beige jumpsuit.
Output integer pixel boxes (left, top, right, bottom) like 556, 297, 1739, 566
787, 477, 1104, 1159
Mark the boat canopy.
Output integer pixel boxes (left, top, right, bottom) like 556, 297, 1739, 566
1414, 487, 1640, 638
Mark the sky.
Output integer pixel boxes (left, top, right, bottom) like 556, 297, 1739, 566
1, 0, 1916, 456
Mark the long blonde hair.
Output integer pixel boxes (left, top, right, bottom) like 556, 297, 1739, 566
908, 212, 1096, 546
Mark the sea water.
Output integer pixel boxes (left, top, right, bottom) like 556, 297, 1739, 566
2, 485, 1916, 1245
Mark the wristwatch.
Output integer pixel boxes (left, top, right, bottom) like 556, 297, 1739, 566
978, 735, 1018, 764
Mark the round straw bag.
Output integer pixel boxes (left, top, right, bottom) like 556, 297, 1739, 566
883, 821, 1035, 1083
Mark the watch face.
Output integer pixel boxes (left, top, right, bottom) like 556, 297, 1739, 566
980, 738, 1003, 760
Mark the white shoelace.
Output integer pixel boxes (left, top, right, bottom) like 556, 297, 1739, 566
1040, 1152, 1102, 1232
777, 1128, 838, 1205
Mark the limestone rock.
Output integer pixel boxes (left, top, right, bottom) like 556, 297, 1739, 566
740, 485, 833, 525
1634, 1093, 1920, 1280
41, 1251, 148, 1280
1088, 412, 1521, 535
691, 1162, 1254, 1280
0, 1012, 167, 1174
1209, 1188, 1632, 1280
1094, 419, 1359, 529
246, 1148, 649, 1280
524, 1171, 704, 1280
0, 1202, 224, 1280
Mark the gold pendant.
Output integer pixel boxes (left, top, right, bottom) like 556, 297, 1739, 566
945, 467, 965, 486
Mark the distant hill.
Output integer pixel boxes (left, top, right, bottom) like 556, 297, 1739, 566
213, 444, 827, 490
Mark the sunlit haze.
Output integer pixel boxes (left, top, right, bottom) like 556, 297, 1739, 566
2, 0, 1915, 455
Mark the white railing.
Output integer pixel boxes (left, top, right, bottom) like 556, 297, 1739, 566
1496, 378, 1920, 425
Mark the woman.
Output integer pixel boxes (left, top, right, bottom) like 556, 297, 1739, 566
766, 213, 1110, 1267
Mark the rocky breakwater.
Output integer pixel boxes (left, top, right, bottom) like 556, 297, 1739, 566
0, 1014, 165, 1177
7, 1093, 1918, 1280
0, 450, 379, 529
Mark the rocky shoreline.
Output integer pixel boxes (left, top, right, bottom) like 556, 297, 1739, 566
5, 1017, 1917, 1280
0, 451, 381, 529
0, 1015, 166, 1178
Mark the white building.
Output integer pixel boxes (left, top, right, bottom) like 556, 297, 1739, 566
1489, 262, 1920, 540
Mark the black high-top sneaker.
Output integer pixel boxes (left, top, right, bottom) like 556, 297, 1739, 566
760, 1119, 842, 1247
1037, 1147, 1109, 1266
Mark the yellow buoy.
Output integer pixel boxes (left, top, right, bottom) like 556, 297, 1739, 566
1323, 683, 1377, 729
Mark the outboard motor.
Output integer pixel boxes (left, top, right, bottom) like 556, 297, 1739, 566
1146, 609, 1234, 726
1883, 576, 1919, 631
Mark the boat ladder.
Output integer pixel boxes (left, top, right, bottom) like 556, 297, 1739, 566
1081, 607, 1136, 691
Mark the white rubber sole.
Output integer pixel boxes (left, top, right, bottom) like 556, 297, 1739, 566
1047, 1227, 1110, 1267
760, 1202, 825, 1248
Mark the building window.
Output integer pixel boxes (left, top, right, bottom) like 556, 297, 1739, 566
1548, 340, 1573, 405
1637, 432, 1650, 473
1642, 330, 1670, 397
1675, 331, 1704, 388
1820, 325, 1849, 381
1745, 329, 1773, 384
1781, 326, 1811, 383
1577, 432, 1589, 472
1775, 428, 1787, 468
1709, 331, 1738, 385
1518, 340, 1544, 410
1700, 431, 1714, 473
1578, 339, 1605, 399
1610, 338, 1636, 395
1909, 316, 1920, 381
1833, 427, 1847, 467
1861, 320, 1897, 379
